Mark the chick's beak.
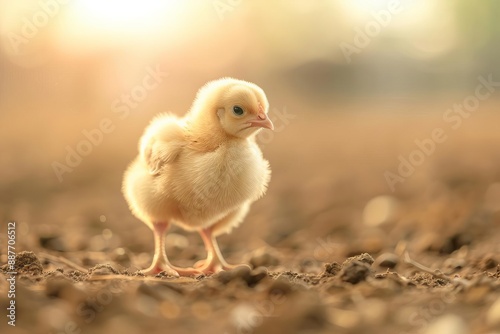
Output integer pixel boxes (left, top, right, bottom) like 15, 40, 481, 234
248, 113, 274, 130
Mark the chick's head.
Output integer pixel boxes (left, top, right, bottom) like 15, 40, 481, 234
192, 78, 274, 139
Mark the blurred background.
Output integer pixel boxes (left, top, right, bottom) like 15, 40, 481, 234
1, 0, 500, 262
2, 1, 500, 333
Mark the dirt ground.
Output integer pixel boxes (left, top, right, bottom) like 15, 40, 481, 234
1, 100, 500, 334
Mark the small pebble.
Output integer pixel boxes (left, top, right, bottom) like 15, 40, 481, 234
232, 264, 252, 279
340, 261, 371, 284
247, 266, 268, 286
213, 265, 251, 285
375, 253, 399, 269
249, 248, 280, 268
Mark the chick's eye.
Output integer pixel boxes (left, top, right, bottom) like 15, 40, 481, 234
232, 106, 244, 116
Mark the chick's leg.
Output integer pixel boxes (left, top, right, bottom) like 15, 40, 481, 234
195, 227, 244, 274
141, 222, 199, 276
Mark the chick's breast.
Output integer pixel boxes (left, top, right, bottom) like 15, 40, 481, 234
166, 140, 270, 230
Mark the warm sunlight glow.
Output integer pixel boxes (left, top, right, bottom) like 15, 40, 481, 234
70, 0, 175, 31
348, 0, 396, 11
57, 0, 186, 50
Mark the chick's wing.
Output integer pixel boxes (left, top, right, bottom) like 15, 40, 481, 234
139, 114, 187, 175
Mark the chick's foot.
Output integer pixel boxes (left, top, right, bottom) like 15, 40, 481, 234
140, 222, 201, 276
195, 227, 249, 274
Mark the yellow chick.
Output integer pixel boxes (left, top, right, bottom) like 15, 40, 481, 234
122, 78, 273, 276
